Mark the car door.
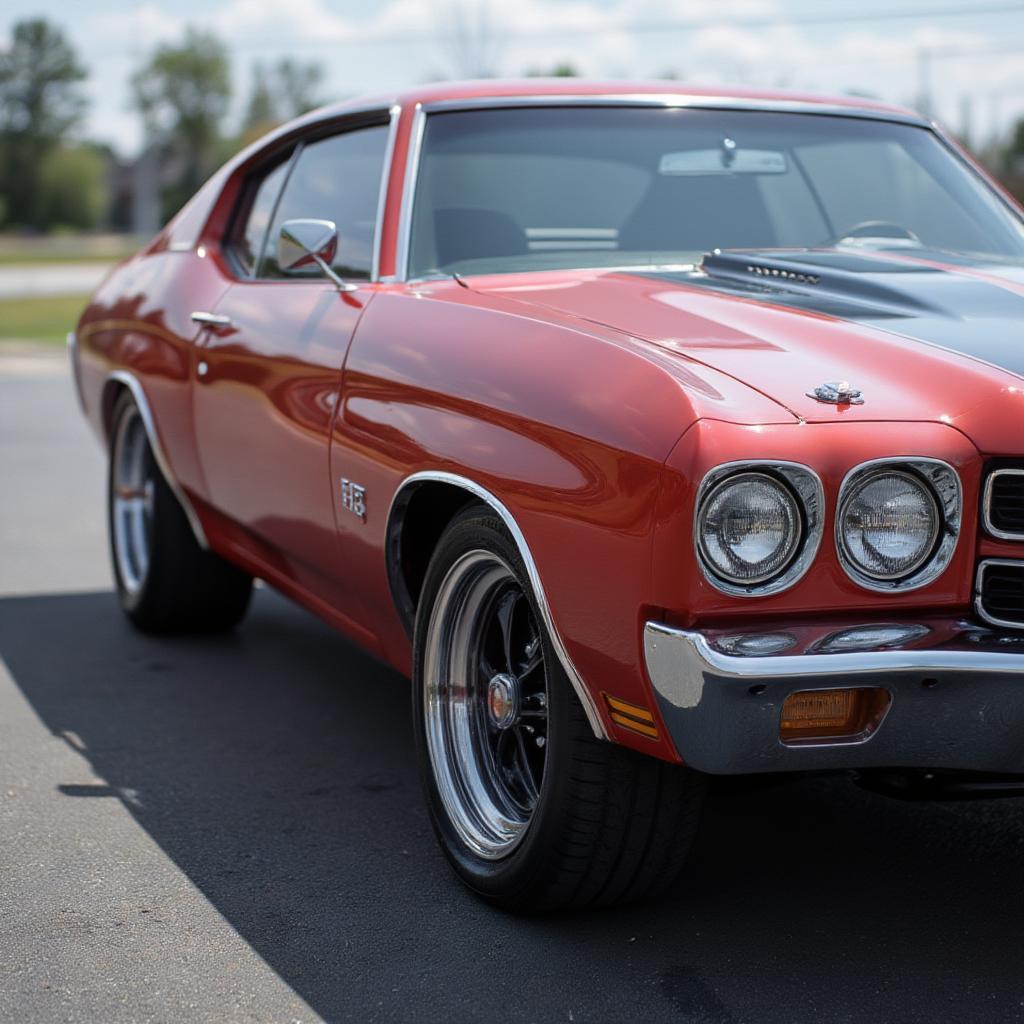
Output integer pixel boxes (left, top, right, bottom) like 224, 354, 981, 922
192, 116, 391, 612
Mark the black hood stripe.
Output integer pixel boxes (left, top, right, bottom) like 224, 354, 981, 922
627, 249, 1024, 381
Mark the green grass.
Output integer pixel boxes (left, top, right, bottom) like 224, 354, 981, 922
0, 294, 89, 344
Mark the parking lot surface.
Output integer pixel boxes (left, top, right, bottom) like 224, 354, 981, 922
3, 352, 1024, 1023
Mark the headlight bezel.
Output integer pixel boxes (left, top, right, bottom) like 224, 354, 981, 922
835, 458, 961, 593
693, 461, 825, 597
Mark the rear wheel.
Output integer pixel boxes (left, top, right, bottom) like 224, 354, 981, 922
413, 505, 706, 912
108, 390, 252, 633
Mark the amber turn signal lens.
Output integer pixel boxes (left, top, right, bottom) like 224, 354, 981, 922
603, 693, 659, 740
779, 687, 890, 745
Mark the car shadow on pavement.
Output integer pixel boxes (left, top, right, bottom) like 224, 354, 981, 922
3, 587, 1024, 1023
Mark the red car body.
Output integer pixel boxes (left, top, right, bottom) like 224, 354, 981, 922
72, 80, 1024, 775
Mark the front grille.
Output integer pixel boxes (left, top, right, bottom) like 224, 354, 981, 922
985, 469, 1024, 538
977, 560, 1024, 627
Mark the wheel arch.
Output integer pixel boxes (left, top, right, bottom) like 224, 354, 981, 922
386, 470, 609, 739
103, 371, 209, 549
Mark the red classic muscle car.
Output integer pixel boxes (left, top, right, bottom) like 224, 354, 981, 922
72, 80, 1024, 911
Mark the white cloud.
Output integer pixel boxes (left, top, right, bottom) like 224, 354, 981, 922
63, 0, 1024, 155
88, 2, 183, 48
208, 0, 356, 43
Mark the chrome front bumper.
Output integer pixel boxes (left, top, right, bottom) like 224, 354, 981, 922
644, 619, 1024, 774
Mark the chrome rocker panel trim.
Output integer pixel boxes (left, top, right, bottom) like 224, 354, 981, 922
388, 470, 608, 739
106, 371, 209, 549
644, 619, 1024, 775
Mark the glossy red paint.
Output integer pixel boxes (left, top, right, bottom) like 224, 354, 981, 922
74, 80, 1020, 766
192, 278, 372, 621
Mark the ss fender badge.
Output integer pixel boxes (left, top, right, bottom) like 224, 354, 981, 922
340, 478, 367, 520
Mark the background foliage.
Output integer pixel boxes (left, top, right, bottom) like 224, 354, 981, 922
0, 14, 1023, 234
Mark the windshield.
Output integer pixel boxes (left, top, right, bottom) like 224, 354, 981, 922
407, 106, 1024, 278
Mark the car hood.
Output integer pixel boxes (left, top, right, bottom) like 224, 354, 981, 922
469, 249, 1024, 453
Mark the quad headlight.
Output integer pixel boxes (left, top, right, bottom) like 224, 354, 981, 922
837, 470, 939, 581
835, 459, 961, 591
694, 463, 824, 596
698, 473, 801, 585
694, 458, 959, 597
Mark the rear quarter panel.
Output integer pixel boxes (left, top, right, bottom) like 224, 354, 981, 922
76, 249, 229, 499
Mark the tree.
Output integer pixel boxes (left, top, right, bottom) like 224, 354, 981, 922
0, 18, 88, 228
1003, 117, 1024, 204
1008, 118, 1024, 171
243, 62, 277, 136
38, 144, 108, 229
241, 58, 324, 141
275, 58, 324, 120
525, 62, 579, 78
131, 27, 231, 222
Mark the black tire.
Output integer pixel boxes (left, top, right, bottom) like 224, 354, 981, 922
412, 505, 706, 912
107, 390, 253, 633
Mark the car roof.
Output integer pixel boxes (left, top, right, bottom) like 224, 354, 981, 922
310, 78, 925, 125
221, 77, 928, 180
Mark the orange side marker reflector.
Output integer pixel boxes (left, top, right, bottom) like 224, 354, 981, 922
780, 687, 891, 745
604, 694, 659, 740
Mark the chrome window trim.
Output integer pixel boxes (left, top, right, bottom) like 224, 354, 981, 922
975, 558, 1024, 630
106, 370, 209, 550
982, 468, 1024, 541
233, 107, 396, 283
370, 105, 401, 283
395, 103, 426, 283
418, 94, 930, 125
394, 95, 933, 284
692, 460, 825, 598
835, 457, 961, 593
386, 470, 608, 739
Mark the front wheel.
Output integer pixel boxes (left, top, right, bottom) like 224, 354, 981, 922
108, 390, 253, 633
412, 505, 706, 912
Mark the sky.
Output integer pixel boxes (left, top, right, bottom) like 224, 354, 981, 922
4, 0, 1024, 159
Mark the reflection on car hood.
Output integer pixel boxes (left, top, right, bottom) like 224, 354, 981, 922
472, 248, 1024, 454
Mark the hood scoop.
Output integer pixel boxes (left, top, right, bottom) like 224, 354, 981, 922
699, 249, 946, 318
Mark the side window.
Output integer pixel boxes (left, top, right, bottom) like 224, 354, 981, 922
228, 157, 290, 275
259, 123, 389, 280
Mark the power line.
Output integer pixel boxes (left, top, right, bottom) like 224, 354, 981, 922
90, 2, 1024, 57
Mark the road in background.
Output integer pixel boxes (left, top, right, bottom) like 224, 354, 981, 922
3, 352, 1024, 1023
0, 263, 111, 299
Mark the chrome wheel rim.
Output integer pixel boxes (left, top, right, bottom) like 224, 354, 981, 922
112, 406, 155, 595
423, 550, 549, 860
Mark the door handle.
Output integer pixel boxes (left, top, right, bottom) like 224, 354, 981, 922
191, 311, 232, 327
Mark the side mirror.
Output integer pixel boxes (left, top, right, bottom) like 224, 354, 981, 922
277, 218, 357, 292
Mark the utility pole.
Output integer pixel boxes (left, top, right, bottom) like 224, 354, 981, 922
916, 47, 933, 119
960, 93, 973, 148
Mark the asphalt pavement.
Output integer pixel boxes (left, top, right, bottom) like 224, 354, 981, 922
0, 263, 111, 299
3, 350, 1024, 1023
